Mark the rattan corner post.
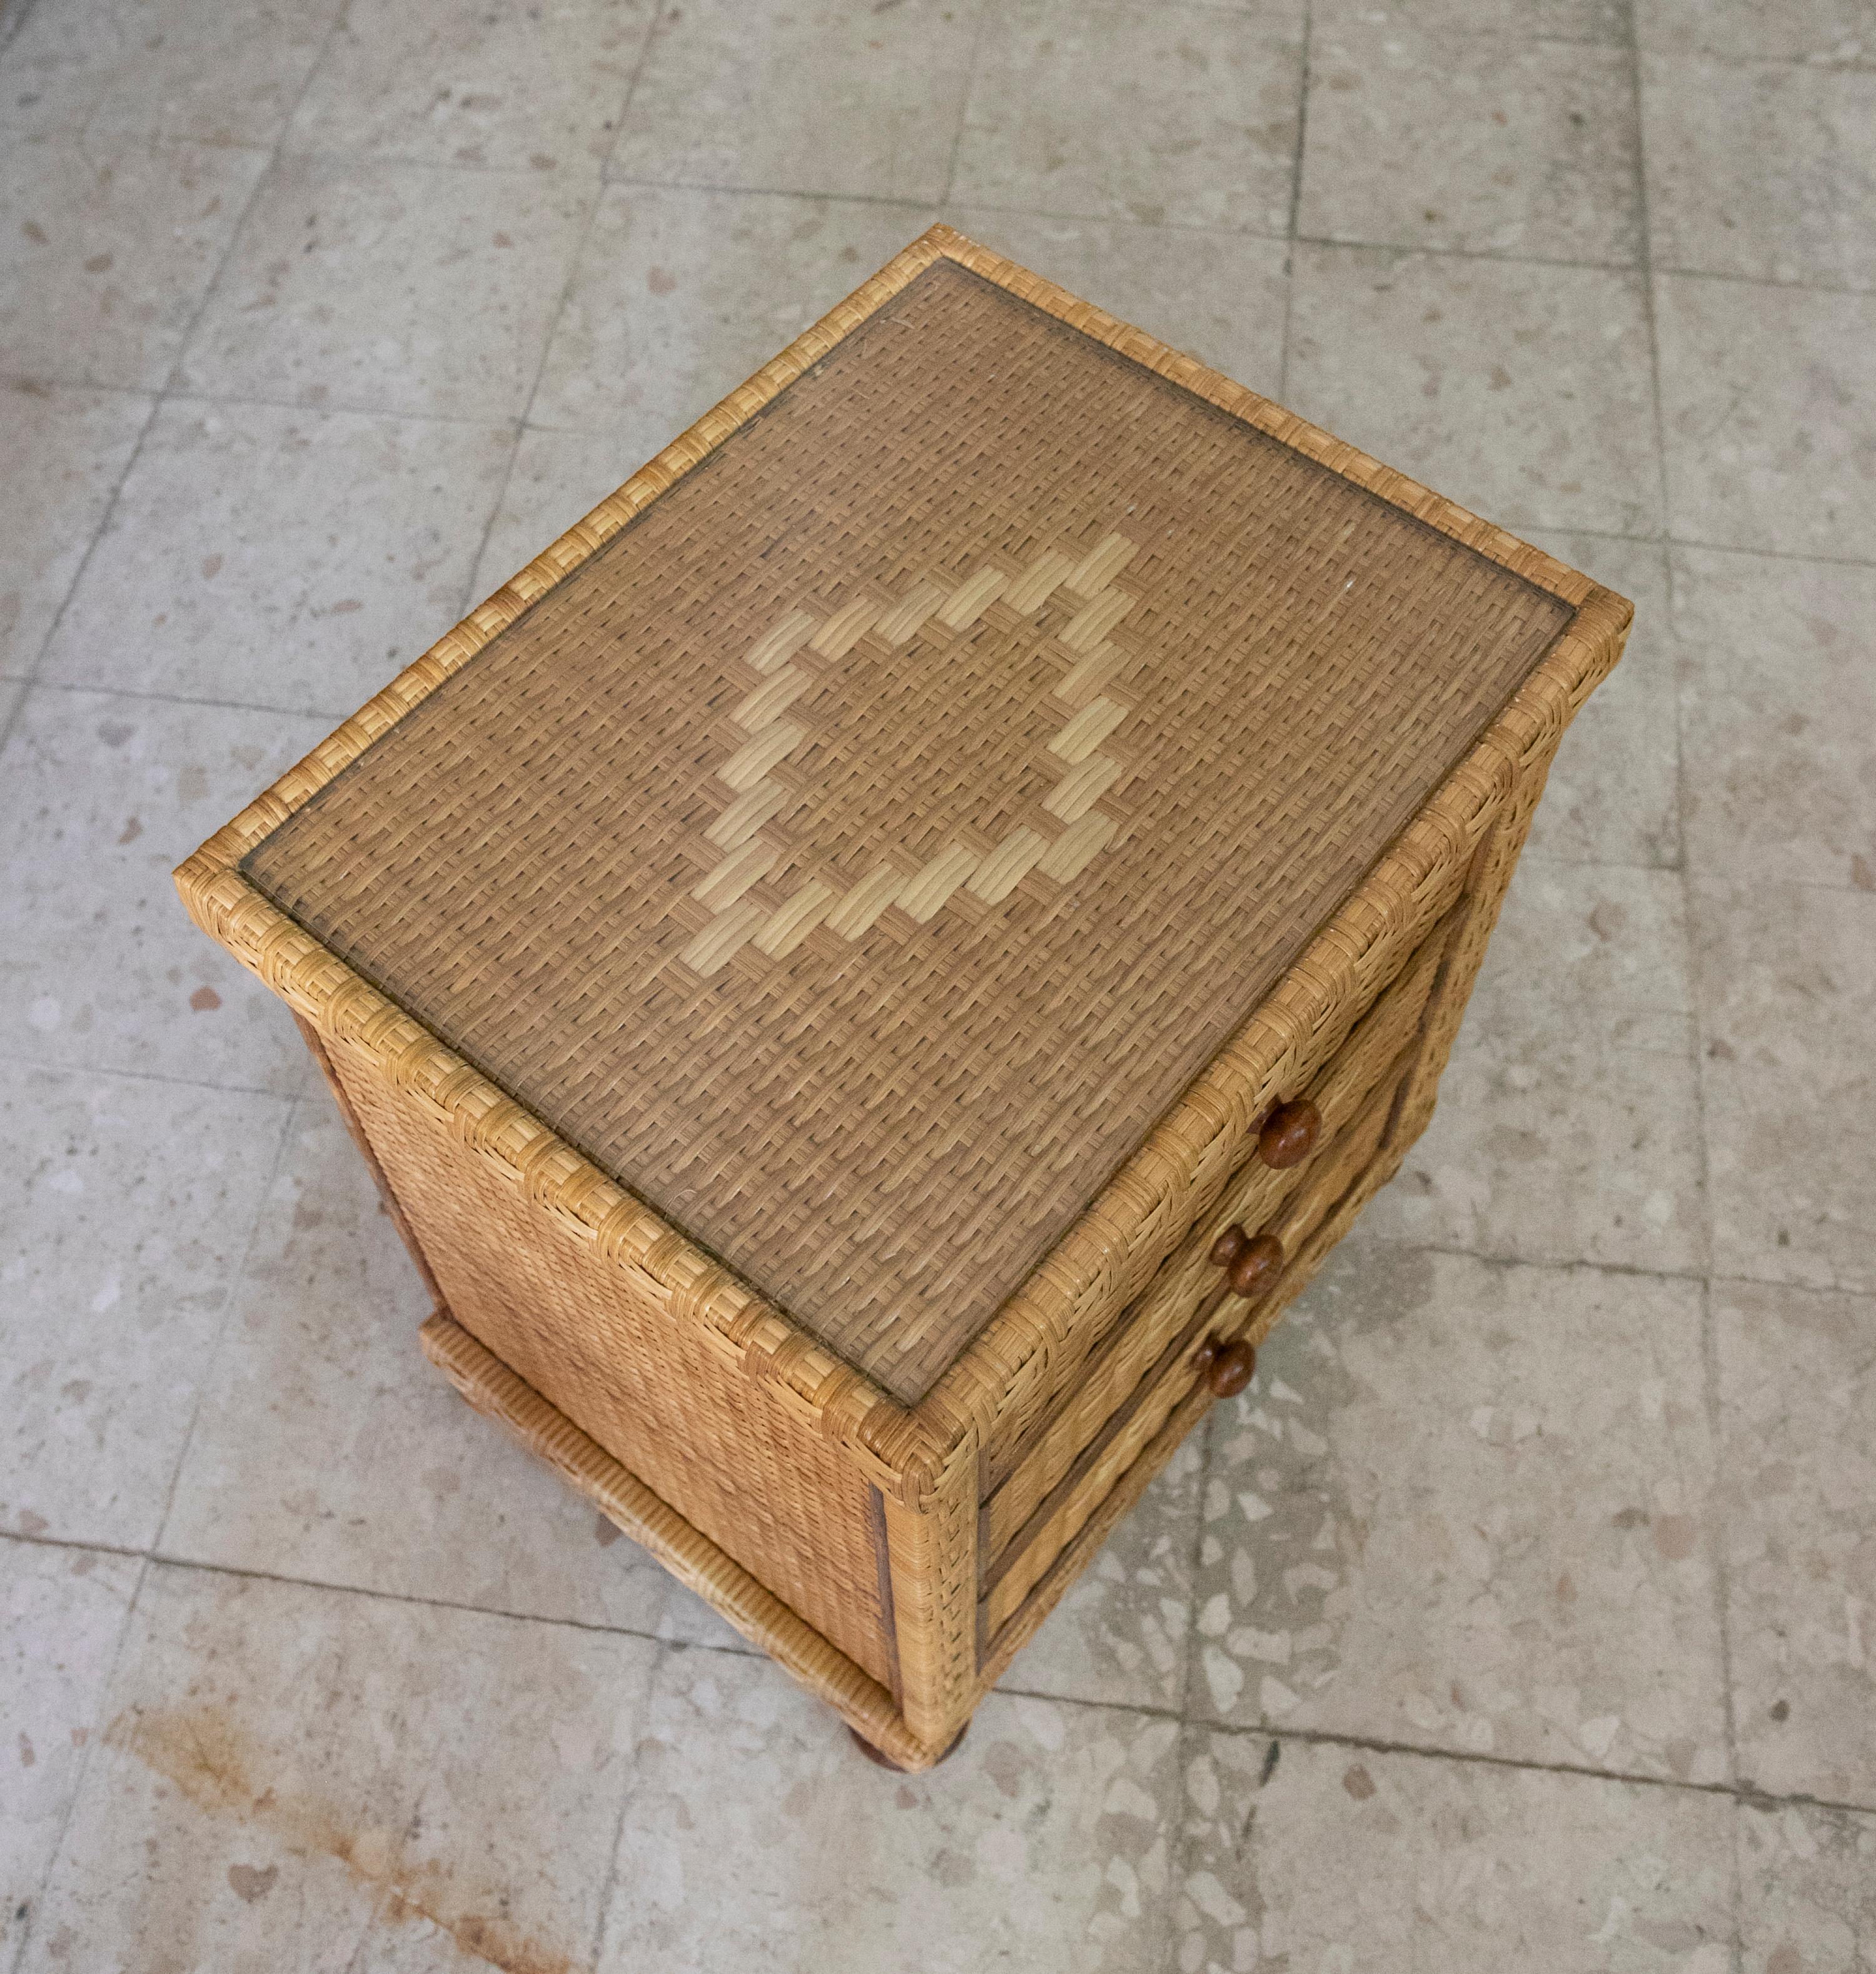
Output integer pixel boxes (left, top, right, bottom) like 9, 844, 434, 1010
178, 225, 1630, 1769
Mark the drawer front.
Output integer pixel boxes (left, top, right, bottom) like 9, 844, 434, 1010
980, 900, 1462, 1564
981, 1073, 1403, 1647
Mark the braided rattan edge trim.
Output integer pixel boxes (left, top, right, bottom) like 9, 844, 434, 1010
175, 220, 1628, 1496
417, 1311, 941, 1769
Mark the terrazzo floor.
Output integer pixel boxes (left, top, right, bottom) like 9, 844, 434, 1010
3, 0, 1873, 1968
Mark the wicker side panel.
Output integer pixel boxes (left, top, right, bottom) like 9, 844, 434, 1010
418, 1314, 941, 1768
321, 1029, 894, 1691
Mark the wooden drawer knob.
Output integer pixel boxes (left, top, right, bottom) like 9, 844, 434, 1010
1198, 1337, 1257, 1397
1225, 1232, 1284, 1298
1258, 1097, 1321, 1169
1209, 1224, 1250, 1268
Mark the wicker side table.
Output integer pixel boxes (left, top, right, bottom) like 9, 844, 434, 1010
179, 226, 1630, 1768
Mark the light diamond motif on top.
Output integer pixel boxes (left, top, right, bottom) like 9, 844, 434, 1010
677, 530, 1144, 976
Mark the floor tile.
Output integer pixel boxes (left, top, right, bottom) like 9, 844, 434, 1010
161, 1098, 735, 1646
1636, 0, 1876, 64
1645, 54, 1876, 291
1363, 861, 1705, 1275
610, 0, 977, 203
0, 131, 267, 393
286, 0, 653, 174
1737, 1799, 1876, 1974
1, 1540, 142, 1961
1676, 545, 1876, 894
530, 183, 928, 455
0, 1060, 290, 1549
1190, 1243, 1727, 1780
1657, 273, 1876, 560
23, 1562, 658, 1974
1717, 1277, 1876, 1804
0, 0, 339, 148
998, 1437, 1201, 1714
1316, 0, 1627, 38
0, 380, 151, 678
1522, 532, 1678, 870
1695, 880, 1875, 1293
1147, 0, 1308, 20
178, 153, 594, 422
1176, 1730, 1736, 1972
944, 208, 1289, 393
1287, 244, 1661, 536
41, 398, 512, 716
600, 1656, 1182, 1973
1300, 28, 1639, 264
0, 686, 331, 1093
952, 1, 1302, 233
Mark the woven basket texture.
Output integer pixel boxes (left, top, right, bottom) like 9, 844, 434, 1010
323, 1023, 896, 1688
238, 256, 1572, 1404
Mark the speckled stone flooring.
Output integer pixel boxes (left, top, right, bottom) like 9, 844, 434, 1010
2, 1, 1872, 1968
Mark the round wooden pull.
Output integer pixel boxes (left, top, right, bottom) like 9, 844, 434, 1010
1258, 1096, 1321, 1169
1209, 1224, 1249, 1268
1198, 1337, 1257, 1397
1226, 1232, 1284, 1298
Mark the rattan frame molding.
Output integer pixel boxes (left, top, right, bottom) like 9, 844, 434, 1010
177, 222, 1630, 1518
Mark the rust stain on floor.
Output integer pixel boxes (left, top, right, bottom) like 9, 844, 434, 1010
106, 1706, 580, 1974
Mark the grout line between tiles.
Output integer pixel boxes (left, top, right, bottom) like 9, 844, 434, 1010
148, 1093, 306, 1558
1189, 1712, 1876, 1820
1630, 2, 1743, 1954
1275, 0, 1314, 400
1003, 1669, 1876, 1825
1628, 8, 1677, 545
0, 1522, 719, 1654
270, 142, 612, 181
455, 0, 672, 622
1633, 40, 1876, 74
1352, 1232, 1712, 1288
18, 674, 361, 723
1, 0, 358, 733
1299, 243, 1870, 297
1663, 536, 1876, 572
0, 1043, 300, 1102
1294, 231, 1643, 276
158, 385, 521, 432
607, 171, 942, 213
9, 1520, 1875, 1825
586, 1684, 653, 1974
1174, 1411, 1216, 1723
1700, 1277, 1749, 1952
1652, 261, 1875, 299
4, 1549, 153, 1974
1666, 382, 1750, 1952
1522, 845, 1683, 875
937, 0, 994, 206
0, 387, 164, 749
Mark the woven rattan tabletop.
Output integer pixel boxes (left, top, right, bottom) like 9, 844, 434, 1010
243, 250, 1573, 1402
